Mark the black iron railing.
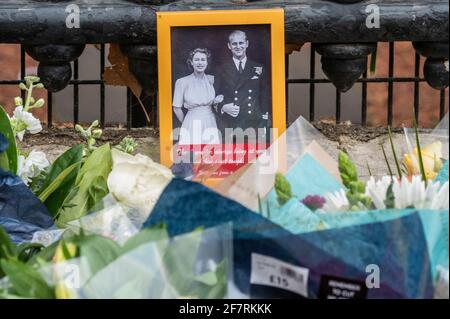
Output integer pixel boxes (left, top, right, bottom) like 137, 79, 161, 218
0, 0, 448, 128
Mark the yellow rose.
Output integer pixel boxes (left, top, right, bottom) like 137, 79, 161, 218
403, 141, 443, 180
52, 242, 77, 264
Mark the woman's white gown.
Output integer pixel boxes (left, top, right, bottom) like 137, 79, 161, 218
173, 73, 221, 145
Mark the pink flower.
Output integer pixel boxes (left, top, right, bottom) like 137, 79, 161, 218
301, 195, 326, 211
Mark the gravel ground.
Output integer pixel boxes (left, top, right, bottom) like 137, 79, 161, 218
18, 122, 433, 181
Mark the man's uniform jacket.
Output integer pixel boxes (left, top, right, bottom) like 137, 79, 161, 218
214, 58, 271, 142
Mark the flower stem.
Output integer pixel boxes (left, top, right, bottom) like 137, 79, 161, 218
381, 144, 394, 177
388, 126, 402, 178
366, 161, 373, 176
23, 83, 34, 112
413, 113, 428, 185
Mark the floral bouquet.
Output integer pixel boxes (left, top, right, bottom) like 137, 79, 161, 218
209, 114, 449, 298
0, 222, 232, 299
1, 78, 231, 299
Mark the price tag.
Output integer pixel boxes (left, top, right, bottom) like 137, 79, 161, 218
250, 253, 309, 297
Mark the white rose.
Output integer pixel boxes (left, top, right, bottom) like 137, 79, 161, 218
11, 106, 42, 141
107, 149, 173, 217
17, 150, 50, 185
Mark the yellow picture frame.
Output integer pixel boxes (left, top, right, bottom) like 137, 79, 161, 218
157, 8, 286, 183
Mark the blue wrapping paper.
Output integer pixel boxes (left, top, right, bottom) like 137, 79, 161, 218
260, 150, 448, 283
0, 168, 53, 242
436, 160, 449, 184
0, 217, 46, 244
145, 178, 434, 298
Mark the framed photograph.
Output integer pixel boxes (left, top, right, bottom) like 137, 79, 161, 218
157, 9, 286, 184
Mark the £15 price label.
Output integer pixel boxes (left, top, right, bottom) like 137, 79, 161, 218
250, 253, 309, 297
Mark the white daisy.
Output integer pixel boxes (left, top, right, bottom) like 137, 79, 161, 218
322, 189, 350, 212
322, 175, 448, 212
365, 176, 392, 209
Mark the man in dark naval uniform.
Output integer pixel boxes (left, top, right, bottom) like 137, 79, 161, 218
214, 30, 271, 144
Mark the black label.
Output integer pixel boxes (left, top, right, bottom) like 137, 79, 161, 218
318, 275, 368, 299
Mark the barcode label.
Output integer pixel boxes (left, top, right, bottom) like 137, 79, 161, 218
280, 266, 305, 283
250, 253, 309, 297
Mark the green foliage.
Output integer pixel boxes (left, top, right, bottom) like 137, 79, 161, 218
1, 223, 228, 299
55, 143, 112, 227
0, 259, 55, 299
338, 151, 372, 210
0, 106, 18, 173
274, 173, 293, 206
0, 227, 44, 278
35, 145, 84, 197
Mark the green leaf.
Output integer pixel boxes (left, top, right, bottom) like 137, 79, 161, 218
16, 243, 44, 263
87, 175, 109, 209
36, 145, 84, 196
0, 106, 18, 174
44, 163, 82, 218
0, 152, 9, 171
194, 270, 218, 286
162, 228, 203, 296
0, 259, 55, 299
29, 166, 50, 195
0, 226, 17, 261
56, 144, 112, 227
38, 162, 80, 203
191, 260, 228, 299
78, 236, 121, 275
121, 224, 168, 254
274, 173, 293, 206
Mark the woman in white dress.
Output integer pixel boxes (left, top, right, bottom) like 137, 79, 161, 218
173, 48, 223, 145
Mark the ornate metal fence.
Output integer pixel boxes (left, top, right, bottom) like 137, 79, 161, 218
0, 0, 448, 128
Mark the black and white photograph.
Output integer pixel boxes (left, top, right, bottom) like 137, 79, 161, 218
171, 25, 272, 146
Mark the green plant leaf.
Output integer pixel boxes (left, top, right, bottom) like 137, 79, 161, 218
29, 166, 50, 195
0, 152, 9, 171
274, 173, 293, 206
87, 175, 109, 209
191, 260, 227, 299
194, 270, 218, 286
0, 226, 17, 261
0, 259, 55, 299
38, 162, 80, 203
0, 106, 18, 174
78, 236, 121, 275
162, 228, 204, 296
44, 163, 82, 218
121, 224, 168, 254
56, 144, 112, 227
36, 145, 84, 196
16, 243, 44, 263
